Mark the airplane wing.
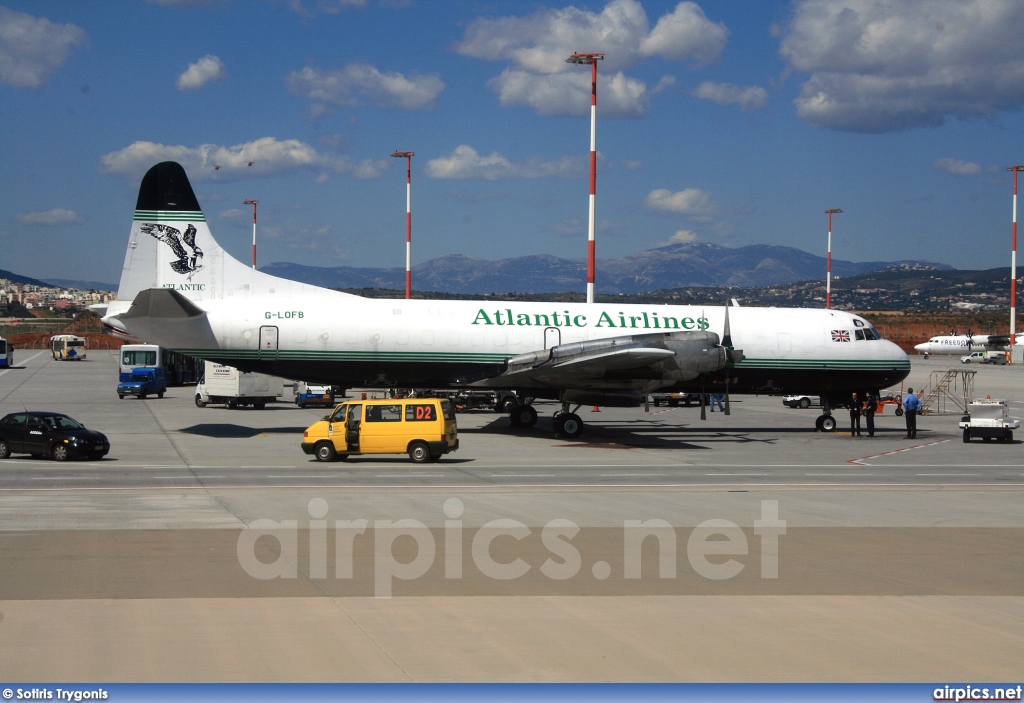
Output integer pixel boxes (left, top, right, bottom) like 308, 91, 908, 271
473, 330, 726, 390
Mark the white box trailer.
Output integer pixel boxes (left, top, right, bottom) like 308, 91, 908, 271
194, 361, 283, 409
959, 399, 1019, 443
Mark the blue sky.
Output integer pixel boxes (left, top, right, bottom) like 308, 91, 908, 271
2, 0, 1023, 286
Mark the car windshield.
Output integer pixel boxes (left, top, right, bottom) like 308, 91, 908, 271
43, 415, 85, 430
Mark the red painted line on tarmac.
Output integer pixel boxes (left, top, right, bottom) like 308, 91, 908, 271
848, 439, 951, 465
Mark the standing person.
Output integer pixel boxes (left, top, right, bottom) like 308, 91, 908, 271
863, 391, 877, 437
849, 392, 862, 436
903, 387, 920, 439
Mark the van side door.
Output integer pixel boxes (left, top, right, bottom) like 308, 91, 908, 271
345, 404, 362, 452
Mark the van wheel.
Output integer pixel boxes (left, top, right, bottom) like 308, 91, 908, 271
314, 442, 337, 462
195, 395, 207, 408
408, 441, 431, 463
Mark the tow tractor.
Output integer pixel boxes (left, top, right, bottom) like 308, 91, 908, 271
959, 399, 1019, 443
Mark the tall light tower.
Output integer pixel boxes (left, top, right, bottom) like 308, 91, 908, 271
566, 52, 604, 304
391, 151, 415, 299
1009, 166, 1024, 347
824, 208, 843, 309
243, 199, 258, 270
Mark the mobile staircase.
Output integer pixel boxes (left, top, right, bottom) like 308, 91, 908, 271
917, 369, 976, 415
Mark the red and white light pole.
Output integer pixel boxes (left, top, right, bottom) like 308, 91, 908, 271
391, 151, 415, 299
243, 199, 258, 269
566, 52, 604, 304
824, 208, 843, 309
1009, 166, 1024, 348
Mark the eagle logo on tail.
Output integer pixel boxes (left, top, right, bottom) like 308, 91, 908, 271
142, 223, 204, 278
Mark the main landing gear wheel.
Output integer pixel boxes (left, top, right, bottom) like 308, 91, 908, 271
553, 413, 584, 439
815, 414, 836, 432
509, 404, 538, 429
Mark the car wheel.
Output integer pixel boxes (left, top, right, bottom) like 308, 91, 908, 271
158, 391, 164, 399
195, 395, 207, 408
820, 415, 836, 432
0, 439, 10, 458
314, 441, 337, 462
799, 397, 811, 409
52, 444, 70, 462
118, 394, 124, 399
408, 441, 430, 463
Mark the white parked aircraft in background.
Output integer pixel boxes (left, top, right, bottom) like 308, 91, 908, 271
914, 333, 1010, 358
102, 162, 910, 436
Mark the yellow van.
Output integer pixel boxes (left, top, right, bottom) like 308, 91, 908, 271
302, 397, 458, 463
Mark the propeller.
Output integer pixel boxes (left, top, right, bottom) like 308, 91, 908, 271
721, 304, 743, 416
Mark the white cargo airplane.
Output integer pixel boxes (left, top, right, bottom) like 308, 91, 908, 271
914, 332, 1010, 358
102, 162, 910, 436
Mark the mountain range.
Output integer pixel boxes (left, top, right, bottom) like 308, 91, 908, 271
261, 242, 951, 295
2, 242, 952, 296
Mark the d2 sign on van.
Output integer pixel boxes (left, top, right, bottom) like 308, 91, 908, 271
301, 398, 458, 463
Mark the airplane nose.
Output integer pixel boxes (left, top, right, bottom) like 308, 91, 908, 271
913, 343, 925, 351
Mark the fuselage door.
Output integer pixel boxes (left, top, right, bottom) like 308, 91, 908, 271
259, 326, 279, 359
544, 326, 561, 349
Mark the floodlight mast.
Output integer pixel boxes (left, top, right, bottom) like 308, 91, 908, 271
1009, 166, 1024, 348
391, 151, 415, 299
243, 199, 258, 270
825, 208, 843, 309
566, 52, 604, 304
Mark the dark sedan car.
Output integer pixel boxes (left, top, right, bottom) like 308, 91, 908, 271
0, 412, 110, 461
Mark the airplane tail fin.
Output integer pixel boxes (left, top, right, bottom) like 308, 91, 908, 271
115, 161, 343, 305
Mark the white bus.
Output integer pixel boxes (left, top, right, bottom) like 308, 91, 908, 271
50, 334, 87, 361
119, 343, 202, 385
0, 337, 12, 368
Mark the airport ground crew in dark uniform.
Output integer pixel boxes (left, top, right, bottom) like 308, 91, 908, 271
863, 391, 876, 437
849, 392, 862, 436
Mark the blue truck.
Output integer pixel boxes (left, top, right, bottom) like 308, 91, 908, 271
117, 367, 167, 400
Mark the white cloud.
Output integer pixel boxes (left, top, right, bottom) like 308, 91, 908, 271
933, 158, 984, 176
639, 1, 728, 65
176, 55, 225, 90
99, 137, 389, 182
286, 0, 367, 18
287, 63, 444, 111
692, 81, 768, 110
16, 208, 83, 225
779, 0, 1024, 132
645, 188, 715, 216
0, 7, 87, 89
454, 0, 726, 117
488, 69, 650, 118
219, 208, 245, 219
425, 145, 588, 180
668, 229, 698, 243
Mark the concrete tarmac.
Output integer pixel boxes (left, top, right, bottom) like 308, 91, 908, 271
0, 349, 1021, 681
